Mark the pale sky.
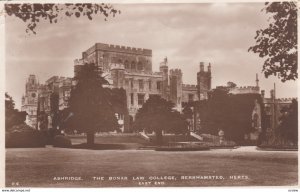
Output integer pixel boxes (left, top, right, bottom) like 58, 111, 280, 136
5, 3, 298, 109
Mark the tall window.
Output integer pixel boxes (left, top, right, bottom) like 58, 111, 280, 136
131, 80, 134, 89
137, 62, 143, 70
139, 80, 144, 90
157, 81, 161, 91
138, 94, 145, 106
131, 61, 136, 70
131, 93, 134, 105
124, 60, 129, 69
149, 80, 152, 90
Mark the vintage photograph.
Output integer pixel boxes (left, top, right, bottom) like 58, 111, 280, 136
4, 1, 298, 188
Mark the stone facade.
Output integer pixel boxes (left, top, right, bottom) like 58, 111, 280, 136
21, 75, 72, 130
197, 62, 211, 100
262, 88, 296, 136
21, 75, 39, 128
74, 43, 212, 132
22, 43, 213, 132
182, 84, 198, 103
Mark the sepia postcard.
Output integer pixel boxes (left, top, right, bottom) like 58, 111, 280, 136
1, 0, 298, 191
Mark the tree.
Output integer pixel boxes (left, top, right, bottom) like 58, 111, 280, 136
198, 87, 265, 145
50, 92, 59, 130
182, 104, 193, 120
277, 99, 298, 144
133, 95, 188, 145
248, 2, 297, 82
5, 93, 27, 132
67, 63, 118, 146
5, 3, 120, 34
227, 81, 237, 88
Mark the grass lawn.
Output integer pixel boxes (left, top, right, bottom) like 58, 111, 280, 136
6, 148, 298, 187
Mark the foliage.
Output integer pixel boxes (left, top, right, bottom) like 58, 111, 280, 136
248, 2, 298, 82
50, 92, 59, 129
198, 88, 265, 144
5, 3, 120, 34
5, 93, 27, 132
110, 88, 128, 114
67, 63, 118, 146
6, 124, 46, 148
227, 81, 237, 88
53, 135, 72, 148
133, 95, 188, 145
37, 111, 48, 131
277, 99, 298, 143
182, 103, 193, 120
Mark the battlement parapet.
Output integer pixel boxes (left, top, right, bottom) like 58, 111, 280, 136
83, 43, 152, 56
229, 86, 260, 94
169, 69, 182, 75
233, 86, 259, 90
182, 84, 197, 91
182, 84, 197, 89
199, 62, 211, 73
74, 58, 86, 66
277, 97, 297, 102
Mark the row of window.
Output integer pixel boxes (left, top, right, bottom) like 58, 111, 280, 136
126, 79, 162, 91
111, 58, 146, 71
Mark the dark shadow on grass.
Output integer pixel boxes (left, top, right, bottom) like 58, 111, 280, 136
71, 143, 127, 150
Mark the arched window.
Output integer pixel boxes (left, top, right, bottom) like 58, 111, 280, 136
137, 62, 143, 70
118, 59, 122, 64
131, 61, 136, 70
124, 60, 129, 69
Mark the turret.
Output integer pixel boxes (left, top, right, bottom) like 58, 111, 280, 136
197, 62, 212, 100
110, 64, 125, 88
256, 73, 259, 87
159, 57, 169, 99
169, 69, 183, 111
270, 89, 275, 100
200, 62, 204, 72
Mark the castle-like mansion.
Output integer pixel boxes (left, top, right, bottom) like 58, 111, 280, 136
74, 43, 211, 121
21, 42, 295, 137
22, 43, 212, 132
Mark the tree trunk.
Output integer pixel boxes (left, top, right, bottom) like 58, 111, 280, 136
87, 132, 95, 147
155, 130, 163, 146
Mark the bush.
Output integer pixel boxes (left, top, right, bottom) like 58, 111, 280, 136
53, 135, 72, 148
44, 128, 63, 145
6, 124, 46, 148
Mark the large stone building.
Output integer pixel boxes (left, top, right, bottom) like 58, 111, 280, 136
22, 43, 212, 132
74, 43, 211, 132
261, 85, 297, 137
21, 75, 72, 129
21, 75, 39, 128
211, 75, 296, 143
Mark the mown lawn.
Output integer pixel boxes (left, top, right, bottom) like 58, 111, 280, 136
6, 148, 297, 187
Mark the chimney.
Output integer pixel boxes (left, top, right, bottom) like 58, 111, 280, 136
208, 63, 211, 72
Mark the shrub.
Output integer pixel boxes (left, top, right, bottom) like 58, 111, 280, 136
6, 124, 46, 148
53, 135, 72, 148
45, 128, 63, 145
